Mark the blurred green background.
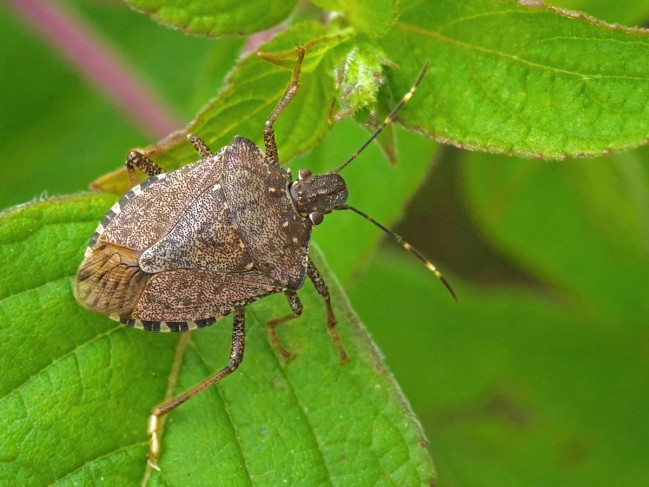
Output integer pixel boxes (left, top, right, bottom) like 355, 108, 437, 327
1, 1, 648, 486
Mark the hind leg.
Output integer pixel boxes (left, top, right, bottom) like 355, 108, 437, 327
147, 308, 246, 466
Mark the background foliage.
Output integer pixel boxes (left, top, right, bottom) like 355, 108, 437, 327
1, 0, 648, 485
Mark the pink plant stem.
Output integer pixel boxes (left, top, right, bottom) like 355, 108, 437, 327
5, 0, 182, 139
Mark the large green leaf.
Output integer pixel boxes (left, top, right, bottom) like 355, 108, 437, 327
124, 0, 298, 36
379, 0, 649, 158
0, 195, 436, 486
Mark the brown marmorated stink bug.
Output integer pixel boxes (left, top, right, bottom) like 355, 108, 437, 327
74, 46, 456, 465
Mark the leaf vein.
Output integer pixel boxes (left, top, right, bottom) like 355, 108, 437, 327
49, 440, 148, 486
0, 324, 123, 406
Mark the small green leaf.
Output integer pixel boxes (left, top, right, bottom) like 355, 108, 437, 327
124, 0, 298, 36
379, 0, 649, 158
332, 43, 392, 120
0, 195, 435, 485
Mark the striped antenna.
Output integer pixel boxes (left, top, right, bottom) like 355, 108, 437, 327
340, 205, 457, 301
334, 61, 430, 174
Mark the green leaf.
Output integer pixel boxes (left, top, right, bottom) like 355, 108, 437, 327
310, 0, 397, 37
124, 0, 298, 36
379, 0, 649, 158
0, 195, 435, 485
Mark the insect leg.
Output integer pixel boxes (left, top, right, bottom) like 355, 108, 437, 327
267, 290, 303, 360
263, 46, 305, 165
307, 258, 348, 363
147, 309, 246, 466
125, 150, 165, 186
187, 134, 213, 158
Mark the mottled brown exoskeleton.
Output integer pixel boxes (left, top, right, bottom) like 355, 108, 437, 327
75, 47, 455, 465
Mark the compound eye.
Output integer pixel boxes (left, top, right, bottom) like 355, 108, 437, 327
309, 211, 324, 225
299, 168, 312, 181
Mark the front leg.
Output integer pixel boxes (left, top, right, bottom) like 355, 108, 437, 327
307, 258, 348, 363
263, 47, 305, 165
125, 150, 165, 186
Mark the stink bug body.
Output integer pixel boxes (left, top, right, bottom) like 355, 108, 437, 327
75, 47, 455, 464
